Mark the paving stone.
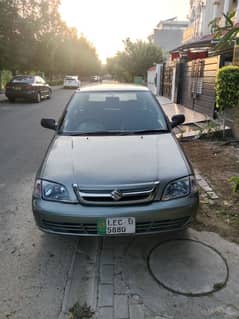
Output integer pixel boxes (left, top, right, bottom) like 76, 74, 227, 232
129, 303, 144, 319
102, 248, 114, 264
99, 284, 113, 307
114, 273, 129, 294
198, 180, 211, 190
100, 264, 114, 284
99, 306, 113, 319
207, 191, 219, 199
202, 185, 213, 192
114, 295, 129, 319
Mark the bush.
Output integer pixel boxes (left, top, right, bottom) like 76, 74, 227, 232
216, 66, 239, 110
0, 70, 12, 90
47, 79, 64, 86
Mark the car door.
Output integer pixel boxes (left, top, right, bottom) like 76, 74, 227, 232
37, 76, 48, 97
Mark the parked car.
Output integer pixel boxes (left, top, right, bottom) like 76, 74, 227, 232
90, 75, 101, 82
63, 75, 80, 89
32, 84, 199, 236
5, 75, 52, 103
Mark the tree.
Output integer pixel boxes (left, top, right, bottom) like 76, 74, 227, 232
209, 11, 239, 55
0, 0, 101, 86
106, 38, 163, 82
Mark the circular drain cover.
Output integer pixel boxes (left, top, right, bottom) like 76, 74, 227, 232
148, 239, 229, 296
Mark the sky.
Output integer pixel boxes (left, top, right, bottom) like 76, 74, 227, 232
59, 0, 189, 63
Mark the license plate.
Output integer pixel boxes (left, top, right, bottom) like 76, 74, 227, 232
14, 86, 21, 90
97, 217, 135, 235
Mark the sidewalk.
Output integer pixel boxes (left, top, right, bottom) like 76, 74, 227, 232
157, 96, 209, 124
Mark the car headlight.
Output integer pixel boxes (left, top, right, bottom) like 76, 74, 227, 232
161, 176, 197, 201
33, 179, 71, 202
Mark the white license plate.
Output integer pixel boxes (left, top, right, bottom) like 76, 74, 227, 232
97, 217, 135, 235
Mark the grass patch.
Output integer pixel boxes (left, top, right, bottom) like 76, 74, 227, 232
68, 302, 94, 319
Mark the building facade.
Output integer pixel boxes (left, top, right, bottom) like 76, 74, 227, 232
151, 18, 188, 54
183, 0, 239, 43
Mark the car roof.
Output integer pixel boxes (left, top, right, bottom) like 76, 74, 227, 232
13, 75, 35, 78
78, 84, 149, 93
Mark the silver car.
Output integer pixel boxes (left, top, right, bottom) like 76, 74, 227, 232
32, 84, 199, 236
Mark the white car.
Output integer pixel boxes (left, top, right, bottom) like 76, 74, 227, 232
63, 75, 80, 89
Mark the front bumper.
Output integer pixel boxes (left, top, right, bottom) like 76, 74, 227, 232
32, 193, 199, 236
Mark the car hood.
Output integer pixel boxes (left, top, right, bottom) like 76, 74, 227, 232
41, 134, 190, 187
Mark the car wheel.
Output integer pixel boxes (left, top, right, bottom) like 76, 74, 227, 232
8, 97, 15, 103
35, 92, 41, 103
47, 89, 52, 99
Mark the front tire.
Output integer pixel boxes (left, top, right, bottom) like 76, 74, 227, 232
35, 92, 41, 103
47, 89, 52, 99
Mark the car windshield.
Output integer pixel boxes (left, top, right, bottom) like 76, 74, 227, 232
11, 76, 34, 83
60, 91, 168, 135
64, 76, 77, 80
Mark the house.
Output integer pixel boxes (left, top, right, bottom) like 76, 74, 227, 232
150, 18, 188, 56
163, 0, 239, 117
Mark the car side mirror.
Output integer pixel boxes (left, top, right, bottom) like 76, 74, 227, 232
171, 114, 185, 128
41, 118, 57, 130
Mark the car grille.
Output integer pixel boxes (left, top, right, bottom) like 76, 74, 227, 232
42, 217, 191, 235
72, 182, 159, 206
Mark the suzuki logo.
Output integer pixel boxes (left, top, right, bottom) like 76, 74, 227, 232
111, 190, 123, 201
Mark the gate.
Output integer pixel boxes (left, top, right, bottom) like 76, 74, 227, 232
181, 56, 220, 117
162, 65, 174, 100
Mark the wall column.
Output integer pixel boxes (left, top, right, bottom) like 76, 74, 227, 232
235, 0, 239, 23
223, 0, 231, 14
213, 1, 221, 19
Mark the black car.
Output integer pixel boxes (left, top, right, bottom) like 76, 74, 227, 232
5, 75, 52, 103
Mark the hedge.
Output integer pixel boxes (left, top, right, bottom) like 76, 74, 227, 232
216, 65, 239, 110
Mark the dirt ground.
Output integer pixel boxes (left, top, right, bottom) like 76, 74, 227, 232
181, 139, 239, 244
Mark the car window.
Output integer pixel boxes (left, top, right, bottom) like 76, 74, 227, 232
60, 91, 167, 133
11, 76, 34, 84
64, 76, 78, 80
39, 77, 46, 84
35, 76, 45, 84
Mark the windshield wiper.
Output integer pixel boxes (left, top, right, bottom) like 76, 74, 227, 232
67, 131, 125, 136
121, 129, 169, 135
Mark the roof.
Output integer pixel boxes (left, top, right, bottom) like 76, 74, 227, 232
78, 84, 149, 92
170, 34, 214, 53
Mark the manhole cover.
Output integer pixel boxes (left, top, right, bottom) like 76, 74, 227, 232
147, 239, 229, 296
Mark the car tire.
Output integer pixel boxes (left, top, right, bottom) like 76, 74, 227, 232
47, 89, 52, 99
35, 92, 41, 103
8, 97, 15, 103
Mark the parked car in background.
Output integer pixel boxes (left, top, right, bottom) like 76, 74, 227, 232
5, 75, 52, 103
90, 75, 101, 82
32, 84, 199, 237
63, 75, 80, 89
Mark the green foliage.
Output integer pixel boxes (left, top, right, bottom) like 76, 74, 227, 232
228, 176, 239, 193
216, 66, 239, 110
0, 0, 101, 79
47, 79, 63, 86
197, 120, 221, 138
0, 70, 12, 88
209, 11, 239, 51
68, 302, 94, 319
106, 38, 163, 82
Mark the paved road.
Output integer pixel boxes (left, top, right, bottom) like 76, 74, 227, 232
0, 89, 239, 319
0, 89, 98, 319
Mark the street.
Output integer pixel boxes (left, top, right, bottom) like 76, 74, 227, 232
0, 88, 239, 319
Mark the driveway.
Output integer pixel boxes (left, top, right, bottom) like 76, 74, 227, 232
0, 88, 238, 319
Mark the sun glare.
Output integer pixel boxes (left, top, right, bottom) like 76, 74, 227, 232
59, 0, 189, 63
